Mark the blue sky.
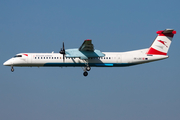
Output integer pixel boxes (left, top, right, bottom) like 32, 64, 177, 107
0, 0, 180, 120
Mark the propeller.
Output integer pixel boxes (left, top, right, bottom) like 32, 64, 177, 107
59, 42, 65, 62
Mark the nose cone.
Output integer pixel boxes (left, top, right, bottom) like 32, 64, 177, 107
3, 60, 12, 66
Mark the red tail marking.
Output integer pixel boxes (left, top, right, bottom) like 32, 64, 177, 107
158, 40, 168, 47
146, 47, 167, 55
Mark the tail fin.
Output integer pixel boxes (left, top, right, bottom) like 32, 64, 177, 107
146, 29, 176, 55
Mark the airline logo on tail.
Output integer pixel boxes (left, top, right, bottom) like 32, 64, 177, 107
157, 40, 168, 48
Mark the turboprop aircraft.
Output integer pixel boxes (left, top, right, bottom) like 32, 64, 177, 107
3, 29, 176, 76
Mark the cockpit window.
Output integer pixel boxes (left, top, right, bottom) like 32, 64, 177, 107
14, 55, 22, 58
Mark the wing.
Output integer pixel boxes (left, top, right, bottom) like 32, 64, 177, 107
79, 39, 94, 51
65, 39, 105, 59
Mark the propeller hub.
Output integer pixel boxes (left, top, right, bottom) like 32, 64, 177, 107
60, 50, 65, 54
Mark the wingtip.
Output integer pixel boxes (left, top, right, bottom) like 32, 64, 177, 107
85, 39, 92, 41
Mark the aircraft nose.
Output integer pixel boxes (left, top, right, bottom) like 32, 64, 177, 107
3, 60, 12, 66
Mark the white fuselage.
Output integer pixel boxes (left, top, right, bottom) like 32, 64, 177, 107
3, 29, 175, 76
3, 48, 168, 67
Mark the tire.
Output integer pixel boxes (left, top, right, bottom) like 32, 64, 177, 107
86, 67, 91, 71
11, 68, 14, 72
83, 71, 88, 76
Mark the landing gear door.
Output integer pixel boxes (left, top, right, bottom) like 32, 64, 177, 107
116, 54, 121, 63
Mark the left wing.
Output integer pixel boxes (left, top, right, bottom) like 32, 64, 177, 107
65, 39, 105, 59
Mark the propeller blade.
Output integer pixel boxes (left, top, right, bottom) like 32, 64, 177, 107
63, 42, 64, 50
59, 42, 65, 62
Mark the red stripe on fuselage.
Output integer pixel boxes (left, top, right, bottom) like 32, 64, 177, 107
23, 54, 28, 56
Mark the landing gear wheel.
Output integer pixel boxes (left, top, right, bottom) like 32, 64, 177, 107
11, 67, 14, 72
83, 71, 88, 76
86, 66, 91, 71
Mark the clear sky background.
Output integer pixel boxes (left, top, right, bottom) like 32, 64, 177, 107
0, 0, 180, 120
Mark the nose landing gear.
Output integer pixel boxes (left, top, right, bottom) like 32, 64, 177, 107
11, 66, 14, 72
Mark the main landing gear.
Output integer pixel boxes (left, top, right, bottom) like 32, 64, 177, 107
11, 66, 14, 72
82, 60, 91, 77
82, 66, 91, 77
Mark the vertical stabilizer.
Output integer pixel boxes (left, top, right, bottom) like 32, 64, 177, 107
146, 29, 176, 55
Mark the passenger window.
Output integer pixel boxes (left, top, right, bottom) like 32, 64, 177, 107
35, 57, 36, 59
49, 57, 51, 59
46, 57, 48, 59
38, 57, 39, 59
54, 57, 56, 59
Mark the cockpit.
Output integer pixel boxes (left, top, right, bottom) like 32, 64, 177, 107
14, 55, 22, 58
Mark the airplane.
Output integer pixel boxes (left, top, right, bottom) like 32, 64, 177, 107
3, 29, 176, 76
